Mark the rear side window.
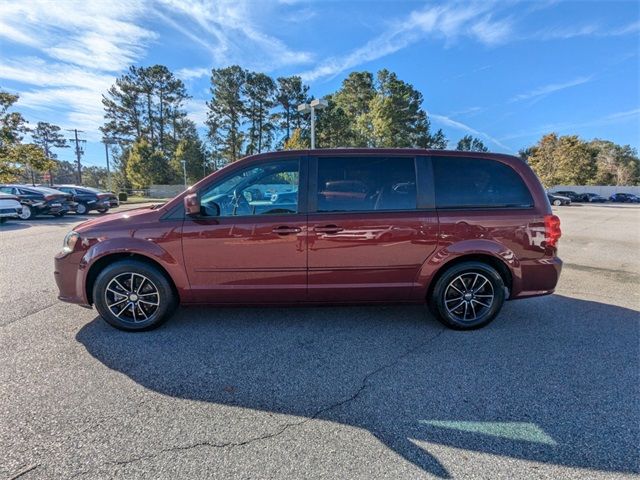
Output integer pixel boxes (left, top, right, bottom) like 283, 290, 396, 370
433, 156, 533, 209
317, 157, 416, 212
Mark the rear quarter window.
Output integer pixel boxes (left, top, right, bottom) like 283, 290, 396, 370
433, 156, 533, 209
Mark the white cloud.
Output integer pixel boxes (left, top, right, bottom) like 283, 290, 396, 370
0, 1, 155, 72
534, 20, 640, 40
510, 76, 594, 103
300, 3, 513, 82
176, 67, 210, 81
185, 98, 209, 126
155, 0, 313, 70
500, 108, 640, 142
0, 1, 153, 140
429, 113, 512, 151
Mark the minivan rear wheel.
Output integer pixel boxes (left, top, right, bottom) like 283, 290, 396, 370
430, 261, 505, 330
93, 259, 177, 331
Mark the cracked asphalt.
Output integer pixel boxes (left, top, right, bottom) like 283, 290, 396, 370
1, 203, 639, 479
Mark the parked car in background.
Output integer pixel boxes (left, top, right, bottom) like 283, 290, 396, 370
553, 190, 588, 202
0, 192, 23, 224
582, 192, 607, 203
54, 185, 116, 214
547, 192, 571, 206
609, 192, 640, 203
55, 149, 562, 332
0, 185, 75, 220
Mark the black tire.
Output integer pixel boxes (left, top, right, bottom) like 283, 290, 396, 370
97, 207, 109, 214
552, 199, 562, 206
75, 202, 88, 215
93, 259, 177, 331
18, 205, 33, 220
429, 261, 505, 330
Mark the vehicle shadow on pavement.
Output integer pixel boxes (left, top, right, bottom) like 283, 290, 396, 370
76, 295, 639, 478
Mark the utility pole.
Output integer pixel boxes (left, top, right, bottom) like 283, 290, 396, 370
102, 138, 118, 192
67, 129, 85, 185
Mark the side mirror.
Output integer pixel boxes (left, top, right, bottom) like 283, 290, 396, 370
184, 193, 200, 216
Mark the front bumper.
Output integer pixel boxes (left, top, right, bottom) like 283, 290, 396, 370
0, 207, 21, 218
54, 251, 90, 306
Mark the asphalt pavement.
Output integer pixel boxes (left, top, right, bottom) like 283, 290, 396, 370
1, 203, 639, 479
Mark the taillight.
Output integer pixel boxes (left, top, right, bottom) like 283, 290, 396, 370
544, 214, 561, 248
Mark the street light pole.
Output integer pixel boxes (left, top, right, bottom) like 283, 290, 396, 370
104, 142, 111, 190
297, 99, 328, 149
181, 160, 187, 189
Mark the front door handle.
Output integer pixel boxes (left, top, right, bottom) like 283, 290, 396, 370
314, 225, 344, 234
272, 226, 302, 235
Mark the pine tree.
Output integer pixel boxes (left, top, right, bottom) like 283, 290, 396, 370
456, 135, 488, 152
244, 72, 276, 155
207, 65, 247, 163
31, 122, 68, 185
275, 76, 309, 144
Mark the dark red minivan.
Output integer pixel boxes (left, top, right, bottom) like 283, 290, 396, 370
54, 149, 562, 331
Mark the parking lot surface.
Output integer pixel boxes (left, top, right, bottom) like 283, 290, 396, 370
1, 204, 639, 479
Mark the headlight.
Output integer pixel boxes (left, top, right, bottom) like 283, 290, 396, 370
62, 231, 80, 253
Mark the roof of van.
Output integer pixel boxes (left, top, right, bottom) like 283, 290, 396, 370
240, 148, 520, 162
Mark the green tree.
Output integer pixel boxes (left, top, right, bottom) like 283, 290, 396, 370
275, 76, 310, 144
102, 65, 190, 155
332, 71, 375, 146
0, 90, 27, 182
82, 166, 110, 189
53, 160, 79, 184
430, 129, 448, 149
31, 122, 68, 185
590, 139, 640, 186
171, 137, 207, 184
526, 133, 598, 186
244, 72, 276, 155
315, 96, 353, 148
207, 65, 247, 163
126, 139, 173, 188
367, 69, 444, 148
456, 135, 488, 152
12, 143, 55, 185
283, 128, 308, 150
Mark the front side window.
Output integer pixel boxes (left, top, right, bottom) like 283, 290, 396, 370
316, 157, 417, 212
433, 157, 533, 209
200, 160, 299, 217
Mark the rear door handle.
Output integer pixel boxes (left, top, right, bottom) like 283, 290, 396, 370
314, 225, 344, 234
272, 226, 302, 235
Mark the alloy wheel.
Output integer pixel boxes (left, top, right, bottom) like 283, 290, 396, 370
18, 206, 31, 220
104, 272, 160, 323
444, 272, 494, 323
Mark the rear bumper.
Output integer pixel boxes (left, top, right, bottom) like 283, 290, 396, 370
511, 256, 562, 299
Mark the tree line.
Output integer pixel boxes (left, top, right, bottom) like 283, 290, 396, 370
1, 64, 638, 189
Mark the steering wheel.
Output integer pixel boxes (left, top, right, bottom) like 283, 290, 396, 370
231, 189, 252, 216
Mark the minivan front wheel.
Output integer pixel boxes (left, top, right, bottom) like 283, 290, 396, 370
430, 261, 505, 330
93, 260, 177, 331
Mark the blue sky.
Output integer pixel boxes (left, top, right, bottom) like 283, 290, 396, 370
0, 0, 638, 168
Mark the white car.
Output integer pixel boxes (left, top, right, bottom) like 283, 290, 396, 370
0, 192, 23, 224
